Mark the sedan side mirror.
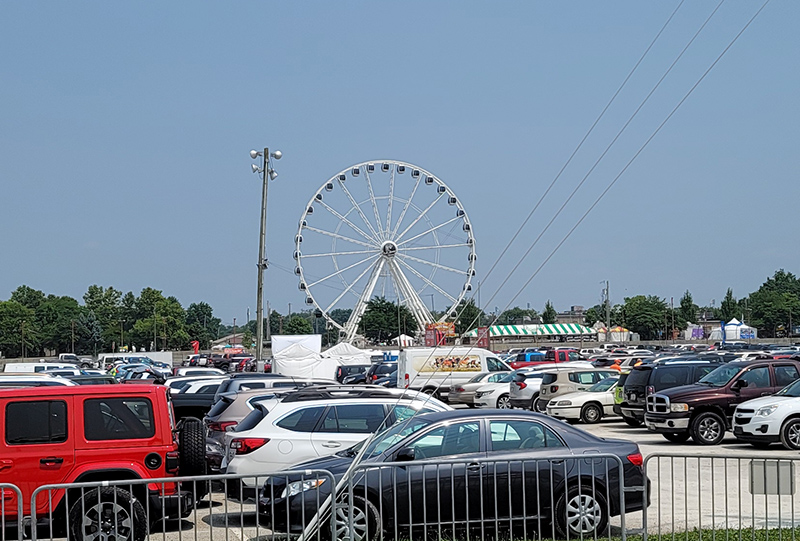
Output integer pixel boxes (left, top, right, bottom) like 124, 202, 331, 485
395, 447, 416, 462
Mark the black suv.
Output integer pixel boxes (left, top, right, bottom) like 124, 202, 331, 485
619, 358, 724, 426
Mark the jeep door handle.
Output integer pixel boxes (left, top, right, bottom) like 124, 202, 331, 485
0, 460, 12, 471
40, 457, 63, 465
321, 442, 341, 448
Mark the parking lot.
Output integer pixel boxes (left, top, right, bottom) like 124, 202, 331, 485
26, 415, 797, 541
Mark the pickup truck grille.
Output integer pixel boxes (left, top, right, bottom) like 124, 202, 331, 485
646, 394, 669, 414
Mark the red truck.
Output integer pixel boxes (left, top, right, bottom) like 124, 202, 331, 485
509, 348, 582, 369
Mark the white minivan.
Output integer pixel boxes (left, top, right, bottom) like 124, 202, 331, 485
398, 347, 510, 401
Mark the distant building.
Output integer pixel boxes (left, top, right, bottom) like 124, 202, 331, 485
556, 306, 586, 325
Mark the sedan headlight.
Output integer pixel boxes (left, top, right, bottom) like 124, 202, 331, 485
474, 392, 484, 398
556, 400, 572, 406
756, 405, 779, 417
670, 403, 689, 412
280, 479, 326, 498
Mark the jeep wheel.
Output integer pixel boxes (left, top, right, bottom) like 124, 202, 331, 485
662, 432, 690, 443
69, 487, 147, 541
691, 412, 725, 445
534, 398, 548, 413
780, 418, 800, 450
529, 393, 539, 411
179, 417, 208, 499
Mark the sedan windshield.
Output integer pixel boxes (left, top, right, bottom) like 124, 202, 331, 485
589, 377, 618, 392
775, 379, 800, 397
698, 365, 742, 387
468, 373, 490, 384
361, 418, 430, 459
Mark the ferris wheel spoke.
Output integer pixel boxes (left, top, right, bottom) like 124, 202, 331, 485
398, 253, 470, 275
401, 243, 471, 252
324, 259, 379, 313
390, 173, 422, 239
302, 249, 377, 258
306, 254, 379, 288
385, 168, 395, 236
316, 200, 378, 245
342, 259, 386, 341
303, 226, 377, 249
363, 169, 384, 241
335, 179, 382, 241
395, 257, 458, 304
397, 216, 462, 247
387, 261, 434, 326
394, 193, 445, 243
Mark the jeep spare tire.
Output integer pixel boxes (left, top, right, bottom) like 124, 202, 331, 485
179, 417, 208, 499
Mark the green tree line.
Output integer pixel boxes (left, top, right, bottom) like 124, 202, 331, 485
0, 285, 222, 357
581, 269, 800, 340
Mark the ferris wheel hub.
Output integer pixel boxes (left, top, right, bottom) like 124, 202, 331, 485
380, 241, 398, 259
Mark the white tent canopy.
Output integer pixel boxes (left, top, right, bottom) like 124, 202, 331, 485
271, 343, 330, 378
708, 318, 758, 341
271, 334, 322, 355
391, 334, 415, 347
321, 342, 372, 365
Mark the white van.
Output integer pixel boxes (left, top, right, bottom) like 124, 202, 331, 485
398, 347, 510, 401
3, 362, 79, 373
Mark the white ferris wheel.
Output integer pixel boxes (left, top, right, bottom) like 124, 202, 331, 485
293, 160, 477, 343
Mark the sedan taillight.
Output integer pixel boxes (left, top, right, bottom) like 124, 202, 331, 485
627, 452, 643, 466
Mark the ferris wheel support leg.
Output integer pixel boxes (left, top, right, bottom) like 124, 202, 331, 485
342, 259, 386, 342
388, 261, 434, 330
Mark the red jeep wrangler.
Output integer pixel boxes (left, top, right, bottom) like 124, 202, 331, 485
0, 385, 205, 540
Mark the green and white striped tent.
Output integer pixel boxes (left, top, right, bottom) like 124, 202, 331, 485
464, 323, 596, 338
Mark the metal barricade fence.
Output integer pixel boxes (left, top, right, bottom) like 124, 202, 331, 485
28, 470, 335, 541
0, 484, 23, 541
346, 454, 640, 541
643, 454, 800, 539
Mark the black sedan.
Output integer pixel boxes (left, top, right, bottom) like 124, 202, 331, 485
257, 409, 648, 540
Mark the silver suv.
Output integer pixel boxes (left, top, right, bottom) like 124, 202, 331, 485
536, 368, 617, 412
509, 362, 594, 410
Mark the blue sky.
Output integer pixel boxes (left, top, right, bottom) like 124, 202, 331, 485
2, 1, 798, 325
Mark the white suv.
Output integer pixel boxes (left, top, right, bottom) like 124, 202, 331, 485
222, 386, 451, 498
733, 376, 800, 450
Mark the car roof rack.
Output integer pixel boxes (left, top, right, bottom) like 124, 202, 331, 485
281, 385, 406, 403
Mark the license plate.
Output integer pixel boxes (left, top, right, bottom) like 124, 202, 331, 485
647, 423, 656, 431
734, 426, 743, 435
629, 393, 637, 401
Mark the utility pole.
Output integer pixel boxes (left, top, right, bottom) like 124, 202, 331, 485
266, 301, 272, 343
153, 309, 157, 352
71, 320, 75, 354
671, 297, 675, 341
605, 281, 611, 339
21, 320, 26, 360
251, 147, 281, 374
233, 318, 237, 348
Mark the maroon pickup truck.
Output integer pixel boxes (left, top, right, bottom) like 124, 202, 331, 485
644, 358, 800, 445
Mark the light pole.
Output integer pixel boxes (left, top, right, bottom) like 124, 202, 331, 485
251, 148, 282, 372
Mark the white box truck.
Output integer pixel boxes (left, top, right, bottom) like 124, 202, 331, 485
398, 347, 510, 401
